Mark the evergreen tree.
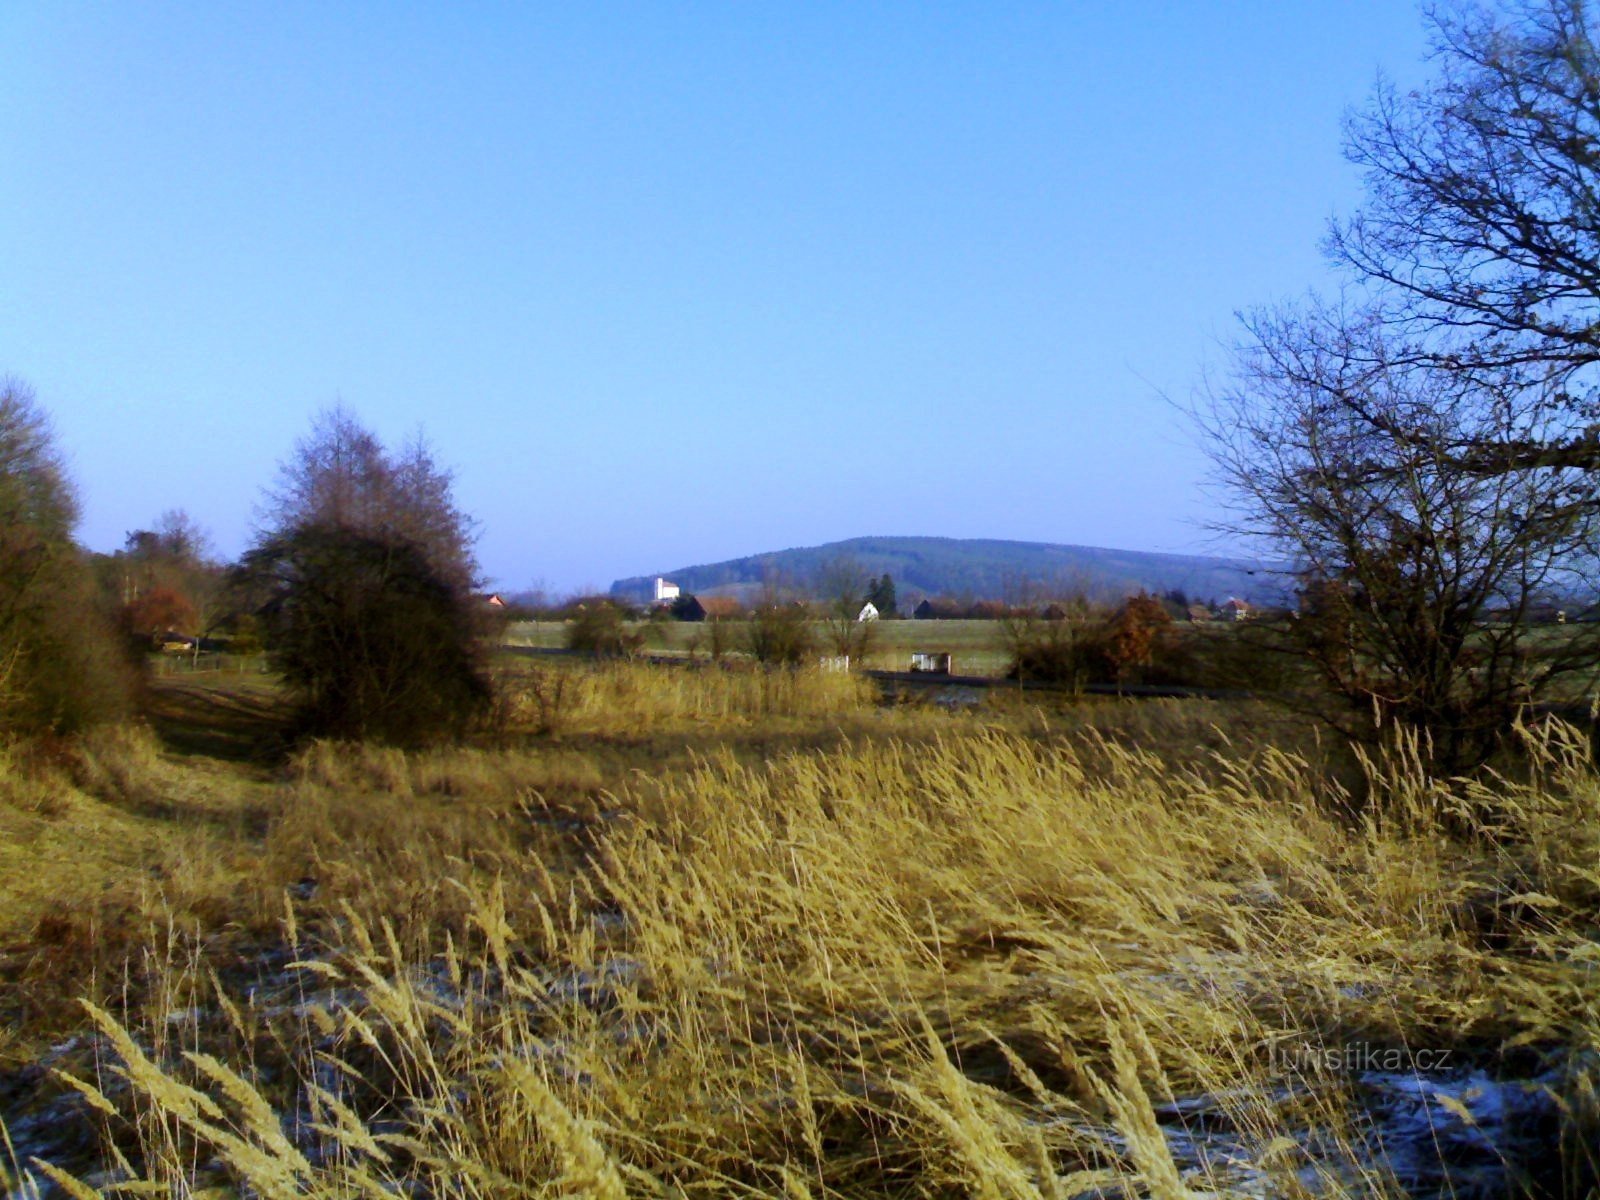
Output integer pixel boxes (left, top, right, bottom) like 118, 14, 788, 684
866, 573, 897, 618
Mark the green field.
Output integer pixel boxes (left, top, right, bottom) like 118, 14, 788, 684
506, 617, 1017, 674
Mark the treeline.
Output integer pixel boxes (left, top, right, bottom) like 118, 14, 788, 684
0, 384, 498, 747
910, 588, 1220, 622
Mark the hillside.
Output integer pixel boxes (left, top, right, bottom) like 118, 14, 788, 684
611, 535, 1286, 607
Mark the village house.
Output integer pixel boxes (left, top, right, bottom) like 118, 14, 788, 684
914, 598, 969, 620
672, 595, 707, 621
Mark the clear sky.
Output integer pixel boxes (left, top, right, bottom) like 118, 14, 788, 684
2, 3, 1430, 593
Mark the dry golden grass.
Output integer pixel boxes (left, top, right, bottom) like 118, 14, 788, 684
495, 657, 879, 734
2, 665, 1597, 1196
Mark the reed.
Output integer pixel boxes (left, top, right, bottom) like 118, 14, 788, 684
17, 710, 1598, 1196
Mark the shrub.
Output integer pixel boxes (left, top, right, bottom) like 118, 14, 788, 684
1005, 595, 1200, 688
123, 585, 198, 639
1007, 624, 1102, 686
746, 602, 814, 666
244, 526, 492, 746
566, 603, 645, 658
1102, 593, 1177, 682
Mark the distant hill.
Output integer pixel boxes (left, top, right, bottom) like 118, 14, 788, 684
610, 536, 1287, 608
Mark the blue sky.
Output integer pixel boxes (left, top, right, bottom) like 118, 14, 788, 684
2, 3, 1429, 592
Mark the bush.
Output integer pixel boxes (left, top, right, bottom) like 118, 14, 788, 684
566, 603, 645, 658
1006, 618, 1101, 686
241, 409, 492, 746
1102, 593, 1177, 683
1005, 596, 1201, 688
244, 526, 492, 746
746, 602, 814, 666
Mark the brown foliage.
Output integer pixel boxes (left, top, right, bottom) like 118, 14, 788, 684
124, 586, 198, 637
1103, 594, 1174, 681
0, 380, 133, 733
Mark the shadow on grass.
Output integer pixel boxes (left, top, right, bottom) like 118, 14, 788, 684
143, 675, 292, 764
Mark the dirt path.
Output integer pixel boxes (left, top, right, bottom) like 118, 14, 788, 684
144, 674, 289, 762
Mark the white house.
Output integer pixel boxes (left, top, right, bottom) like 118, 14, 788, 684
857, 602, 879, 622
653, 577, 681, 604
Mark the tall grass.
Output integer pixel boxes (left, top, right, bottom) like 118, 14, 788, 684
22, 717, 1600, 1196
497, 659, 878, 733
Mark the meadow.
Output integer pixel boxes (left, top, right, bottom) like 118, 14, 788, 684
506, 618, 1022, 676
0, 655, 1596, 1198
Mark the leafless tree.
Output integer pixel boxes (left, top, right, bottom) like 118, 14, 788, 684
746, 574, 814, 667
1200, 305, 1600, 770
1333, 0, 1600, 474
119, 509, 229, 663
265, 406, 479, 592
815, 557, 876, 662
1192, 2, 1600, 769
994, 574, 1091, 685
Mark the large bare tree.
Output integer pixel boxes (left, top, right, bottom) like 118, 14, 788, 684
1195, 1, 1600, 770
1334, 0, 1600, 474
1202, 305, 1600, 770
815, 557, 876, 663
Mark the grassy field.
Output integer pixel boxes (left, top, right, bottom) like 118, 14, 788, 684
0, 656, 1596, 1196
508, 618, 1019, 674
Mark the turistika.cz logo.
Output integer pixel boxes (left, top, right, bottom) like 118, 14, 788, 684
1271, 1041, 1453, 1074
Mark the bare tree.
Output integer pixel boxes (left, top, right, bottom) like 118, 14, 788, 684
152, 508, 210, 563
815, 557, 876, 662
1187, 1, 1600, 771
265, 406, 478, 591
997, 573, 1094, 685
1333, 0, 1600, 474
118, 509, 228, 664
1200, 305, 1600, 770
746, 575, 814, 667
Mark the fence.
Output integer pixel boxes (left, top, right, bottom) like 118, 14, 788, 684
149, 652, 269, 677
